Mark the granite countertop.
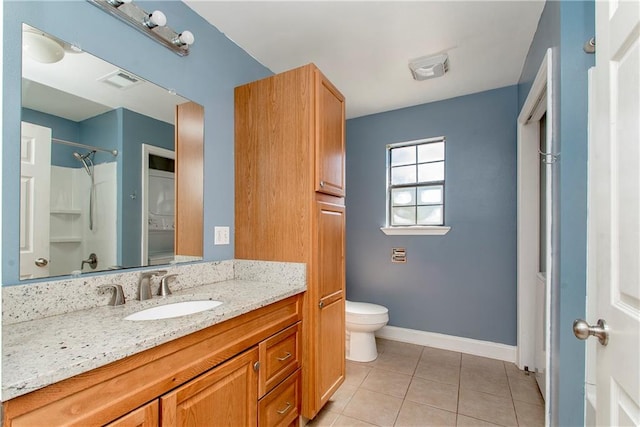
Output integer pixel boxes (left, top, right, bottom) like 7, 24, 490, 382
2, 279, 305, 401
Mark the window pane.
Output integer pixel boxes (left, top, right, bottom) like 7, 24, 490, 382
418, 142, 445, 162
418, 161, 444, 183
417, 205, 443, 225
392, 187, 416, 206
418, 185, 443, 204
391, 165, 416, 185
392, 207, 416, 225
391, 146, 416, 166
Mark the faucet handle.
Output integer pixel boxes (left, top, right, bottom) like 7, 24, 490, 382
98, 284, 126, 306
158, 274, 178, 297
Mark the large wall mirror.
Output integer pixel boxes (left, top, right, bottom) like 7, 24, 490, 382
20, 24, 204, 281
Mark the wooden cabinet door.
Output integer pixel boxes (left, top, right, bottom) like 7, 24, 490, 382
315, 201, 345, 408
105, 400, 159, 427
317, 297, 345, 408
161, 348, 259, 427
175, 101, 204, 258
314, 69, 345, 197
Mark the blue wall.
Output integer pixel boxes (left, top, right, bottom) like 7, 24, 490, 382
120, 108, 175, 267
2, 1, 272, 284
517, 1, 594, 425
345, 85, 518, 345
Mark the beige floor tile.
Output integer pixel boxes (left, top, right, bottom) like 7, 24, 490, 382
371, 351, 420, 376
360, 368, 413, 398
508, 377, 544, 406
458, 388, 517, 426
324, 384, 358, 414
405, 377, 459, 412
514, 399, 545, 426
461, 354, 506, 375
307, 408, 340, 427
344, 361, 373, 388
414, 360, 460, 385
420, 347, 462, 367
456, 414, 503, 426
460, 366, 510, 398
343, 388, 403, 426
394, 400, 457, 427
377, 339, 424, 358
333, 414, 380, 427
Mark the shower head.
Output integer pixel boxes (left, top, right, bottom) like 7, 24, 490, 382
73, 151, 95, 176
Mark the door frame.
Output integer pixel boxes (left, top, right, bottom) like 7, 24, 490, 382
140, 143, 175, 266
516, 48, 554, 422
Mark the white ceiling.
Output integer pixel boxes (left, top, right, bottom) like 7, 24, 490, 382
22, 25, 188, 124
185, 0, 545, 119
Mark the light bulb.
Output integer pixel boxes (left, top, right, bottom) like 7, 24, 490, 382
173, 30, 195, 46
144, 10, 167, 28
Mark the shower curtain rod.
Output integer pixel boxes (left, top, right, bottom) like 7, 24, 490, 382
52, 137, 118, 157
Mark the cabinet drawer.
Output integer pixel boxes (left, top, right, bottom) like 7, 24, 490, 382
259, 322, 301, 397
258, 370, 300, 427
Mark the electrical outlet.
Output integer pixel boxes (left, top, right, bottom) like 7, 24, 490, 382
214, 226, 230, 245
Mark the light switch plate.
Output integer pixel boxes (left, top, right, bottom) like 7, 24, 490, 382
214, 226, 230, 245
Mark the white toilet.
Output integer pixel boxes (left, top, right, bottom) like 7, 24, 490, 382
345, 300, 389, 362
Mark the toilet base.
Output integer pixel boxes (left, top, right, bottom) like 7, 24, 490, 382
346, 330, 378, 362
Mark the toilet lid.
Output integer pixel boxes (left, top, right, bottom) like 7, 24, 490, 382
346, 300, 388, 315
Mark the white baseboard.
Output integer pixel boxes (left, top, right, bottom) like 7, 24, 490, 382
375, 325, 517, 363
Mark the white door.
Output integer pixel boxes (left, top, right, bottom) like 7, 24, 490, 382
19, 122, 52, 279
584, 1, 640, 425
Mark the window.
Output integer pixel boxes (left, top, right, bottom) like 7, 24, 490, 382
387, 137, 445, 227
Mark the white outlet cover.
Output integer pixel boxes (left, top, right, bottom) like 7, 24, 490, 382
214, 226, 230, 245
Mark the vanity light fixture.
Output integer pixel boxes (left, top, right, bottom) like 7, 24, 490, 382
88, 0, 194, 56
409, 53, 449, 81
106, 0, 132, 7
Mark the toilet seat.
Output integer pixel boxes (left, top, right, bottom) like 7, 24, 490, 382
346, 300, 388, 315
346, 300, 389, 325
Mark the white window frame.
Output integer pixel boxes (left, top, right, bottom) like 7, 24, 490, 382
381, 136, 451, 236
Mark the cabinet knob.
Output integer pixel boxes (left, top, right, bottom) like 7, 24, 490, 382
318, 301, 324, 309
253, 361, 260, 372
319, 180, 325, 188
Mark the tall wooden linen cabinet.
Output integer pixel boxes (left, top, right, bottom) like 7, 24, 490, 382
235, 63, 346, 420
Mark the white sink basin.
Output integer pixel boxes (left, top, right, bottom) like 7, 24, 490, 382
124, 300, 223, 321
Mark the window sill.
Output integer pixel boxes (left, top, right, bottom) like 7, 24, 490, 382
380, 226, 451, 236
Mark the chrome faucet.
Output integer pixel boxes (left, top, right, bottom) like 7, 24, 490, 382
138, 270, 167, 301
158, 274, 178, 297
98, 284, 126, 306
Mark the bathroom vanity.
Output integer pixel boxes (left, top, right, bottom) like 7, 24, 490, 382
2, 262, 305, 426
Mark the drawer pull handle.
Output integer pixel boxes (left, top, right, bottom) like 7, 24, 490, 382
276, 402, 292, 415
277, 352, 292, 362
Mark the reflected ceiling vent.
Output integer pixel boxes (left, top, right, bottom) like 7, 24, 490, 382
409, 54, 449, 81
99, 69, 144, 89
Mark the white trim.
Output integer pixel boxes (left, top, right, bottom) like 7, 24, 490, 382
376, 325, 517, 363
516, 48, 553, 392
380, 226, 450, 236
141, 144, 175, 267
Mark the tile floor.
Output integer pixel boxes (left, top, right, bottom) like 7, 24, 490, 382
308, 339, 545, 427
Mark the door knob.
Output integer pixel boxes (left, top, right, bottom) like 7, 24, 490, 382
573, 318, 609, 346
34, 258, 48, 267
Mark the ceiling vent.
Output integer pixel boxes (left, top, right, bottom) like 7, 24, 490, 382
99, 69, 144, 89
409, 54, 449, 81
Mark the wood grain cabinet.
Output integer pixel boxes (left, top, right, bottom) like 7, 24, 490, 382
235, 63, 346, 419
3, 296, 302, 427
